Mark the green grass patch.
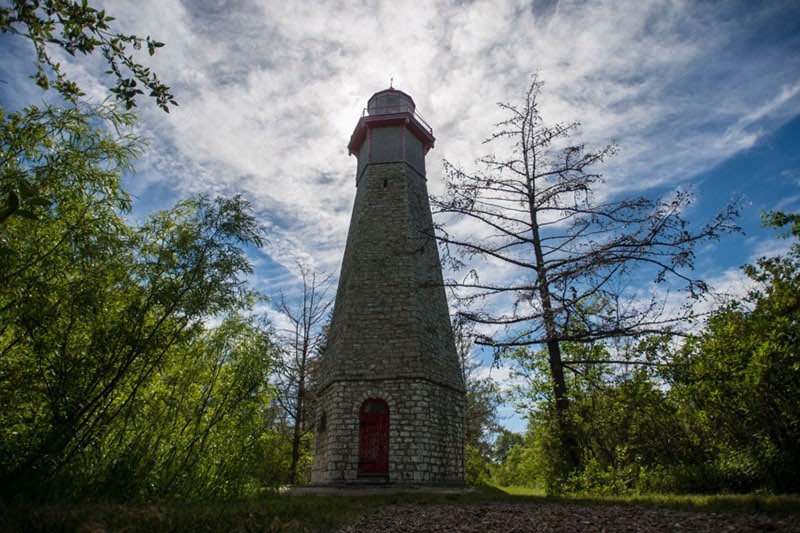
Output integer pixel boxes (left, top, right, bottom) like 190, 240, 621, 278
2, 495, 358, 533
2, 487, 798, 531
494, 486, 800, 515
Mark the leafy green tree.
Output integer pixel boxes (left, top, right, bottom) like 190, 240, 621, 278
1, 0, 176, 224
0, 103, 275, 499
564, 367, 699, 494
93, 313, 282, 500
505, 336, 704, 494
0, 102, 137, 224
492, 428, 524, 464
0, 103, 137, 497
489, 428, 529, 487
669, 211, 800, 492
0, 7, 293, 501
491, 441, 536, 487
1, 0, 175, 110
453, 317, 503, 484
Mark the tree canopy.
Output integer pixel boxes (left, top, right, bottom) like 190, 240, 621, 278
1, 0, 176, 111
0, 100, 288, 502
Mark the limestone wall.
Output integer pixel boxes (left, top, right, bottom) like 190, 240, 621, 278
318, 161, 463, 393
312, 112, 465, 484
311, 379, 464, 483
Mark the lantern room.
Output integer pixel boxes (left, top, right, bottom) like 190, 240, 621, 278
347, 88, 436, 181
367, 88, 416, 116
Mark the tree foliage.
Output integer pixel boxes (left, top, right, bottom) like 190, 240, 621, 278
1, 0, 176, 224
668, 211, 800, 492
1, 0, 176, 111
502, 338, 716, 493
455, 318, 502, 452
493, 212, 799, 495
0, 103, 286, 500
0, 102, 137, 224
0, 4, 305, 503
72, 314, 281, 500
453, 318, 503, 485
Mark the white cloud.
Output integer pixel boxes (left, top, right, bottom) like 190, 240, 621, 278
82, 2, 794, 285
3, 1, 797, 421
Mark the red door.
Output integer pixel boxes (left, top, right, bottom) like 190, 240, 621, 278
358, 399, 389, 475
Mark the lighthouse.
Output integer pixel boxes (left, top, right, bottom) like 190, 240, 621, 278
310, 88, 465, 484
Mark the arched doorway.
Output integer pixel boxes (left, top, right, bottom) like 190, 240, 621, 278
358, 398, 389, 475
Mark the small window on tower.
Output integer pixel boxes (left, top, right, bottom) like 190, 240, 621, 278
319, 411, 327, 432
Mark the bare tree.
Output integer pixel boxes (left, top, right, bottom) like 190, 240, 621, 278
453, 316, 502, 459
273, 263, 334, 484
432, 74, 740, 461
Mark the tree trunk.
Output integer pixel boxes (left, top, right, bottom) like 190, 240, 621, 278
289, 370, 305, 484
525, 150, 577, 468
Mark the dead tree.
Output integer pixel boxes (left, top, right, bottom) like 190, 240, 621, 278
273, 263, 333, 484
432, 74, 740, 462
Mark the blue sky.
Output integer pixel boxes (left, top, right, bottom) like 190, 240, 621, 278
2, 0, 799, 432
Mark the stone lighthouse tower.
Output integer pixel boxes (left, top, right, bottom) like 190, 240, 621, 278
311, 88, 465, 484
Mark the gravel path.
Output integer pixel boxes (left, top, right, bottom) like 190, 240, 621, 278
336, 502, 800, 532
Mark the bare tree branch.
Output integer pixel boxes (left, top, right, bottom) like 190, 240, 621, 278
272, 262, 334, 484
431, 74, 740, 465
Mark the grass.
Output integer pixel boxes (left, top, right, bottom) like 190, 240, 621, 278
497, 486, 800, 515
2, 486, 798, 531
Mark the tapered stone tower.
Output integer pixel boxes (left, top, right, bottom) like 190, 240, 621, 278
311, 88, 465, 484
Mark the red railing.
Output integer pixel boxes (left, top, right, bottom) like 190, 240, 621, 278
362, 105, 433, 135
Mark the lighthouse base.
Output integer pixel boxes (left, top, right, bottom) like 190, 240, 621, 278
310, 379, 465, 485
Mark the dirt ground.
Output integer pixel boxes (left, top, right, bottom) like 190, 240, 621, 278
335, 501, 800, 532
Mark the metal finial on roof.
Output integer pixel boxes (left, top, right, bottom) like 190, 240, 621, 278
390, 76, 393, 89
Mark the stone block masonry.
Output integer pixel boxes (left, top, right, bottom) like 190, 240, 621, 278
312, 380, 464, 483
311, 89, 465, 484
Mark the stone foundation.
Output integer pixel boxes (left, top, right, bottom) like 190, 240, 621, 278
311, 379, 464, 484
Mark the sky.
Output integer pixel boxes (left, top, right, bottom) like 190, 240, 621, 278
2, 0, 799, 432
